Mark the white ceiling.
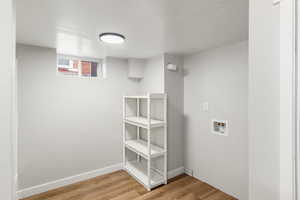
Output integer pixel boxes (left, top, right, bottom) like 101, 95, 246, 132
16, 0, 248, 59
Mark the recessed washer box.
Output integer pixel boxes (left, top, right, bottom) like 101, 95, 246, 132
211, 119, 228, 136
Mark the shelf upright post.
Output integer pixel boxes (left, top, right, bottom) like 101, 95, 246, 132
123, 96, 126, 168
164, 95, 168, 184
137, 98, 141, 162
147, 93, 151, 190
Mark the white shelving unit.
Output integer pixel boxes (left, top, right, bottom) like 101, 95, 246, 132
123, 93, 167, 191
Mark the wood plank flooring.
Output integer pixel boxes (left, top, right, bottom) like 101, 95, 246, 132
22, 171, 237, 200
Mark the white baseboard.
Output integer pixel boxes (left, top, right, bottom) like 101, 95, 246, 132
17, 163, 123, 199
184, 168, 193, 177
17, 164, 185, 199
168, 166, 185, 179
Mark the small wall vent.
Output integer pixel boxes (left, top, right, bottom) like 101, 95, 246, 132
167, 63, 177, 72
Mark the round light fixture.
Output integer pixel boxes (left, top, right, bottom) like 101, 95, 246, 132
99, 32, 125, 44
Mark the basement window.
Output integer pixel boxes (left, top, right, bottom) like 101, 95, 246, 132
57, 55, 102, 78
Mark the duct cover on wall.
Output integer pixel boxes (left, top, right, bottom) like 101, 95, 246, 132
167, 63, 177, 71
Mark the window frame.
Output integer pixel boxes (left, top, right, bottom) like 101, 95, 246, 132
57, 54, 103, 79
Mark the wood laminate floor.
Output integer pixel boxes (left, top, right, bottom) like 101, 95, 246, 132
22, 171, 237, 200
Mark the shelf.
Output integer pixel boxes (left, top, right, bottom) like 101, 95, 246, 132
124, 95, 148, 99
124, 116, 165, 128
124, 93, 166, 99
124, 161, 164, 188
123, 93, 167, 190
125, 140, 165, 159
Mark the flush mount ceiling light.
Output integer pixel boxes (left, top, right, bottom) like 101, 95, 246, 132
99, 32, 126, 44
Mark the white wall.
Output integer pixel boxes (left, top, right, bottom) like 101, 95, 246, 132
17, 44, 140, 189
164, 54, 184, 171
17, 44, 186, 191
184, 41, 248, 199
249, 0, 280, 199
0, 0, 15, 199
17, 42, 249, 198
139, 55, 164, 93
280, 0, 296, 199
138, 54, 185, 171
